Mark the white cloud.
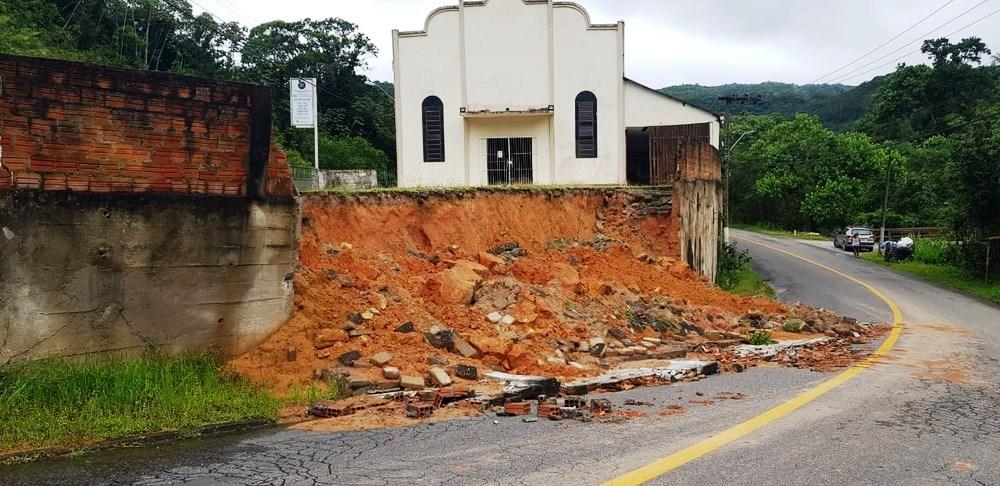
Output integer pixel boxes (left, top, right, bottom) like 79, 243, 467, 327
196, 0, 1000, 87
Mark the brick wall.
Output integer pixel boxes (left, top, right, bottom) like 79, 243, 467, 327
0, 54, 294, 198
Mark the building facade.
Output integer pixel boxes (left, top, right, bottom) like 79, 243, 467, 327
393, 0, 720, 187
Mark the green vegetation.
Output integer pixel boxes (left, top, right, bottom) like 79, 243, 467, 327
729, 38, 1000, 282
716, 242, 775, 297
782, 321, 803, 333
0, 0, 397, 183
862, 252, 1000, 306
660, 79, 885, 130
0, 355, 279, 453
746, 330, 777, 346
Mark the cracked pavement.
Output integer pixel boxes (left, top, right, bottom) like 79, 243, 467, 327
4, 229, 999, 485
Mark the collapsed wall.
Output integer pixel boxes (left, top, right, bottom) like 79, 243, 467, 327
0, 54, 298, 364
232, 187, 833, 392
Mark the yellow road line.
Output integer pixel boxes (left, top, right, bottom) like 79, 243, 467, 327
604, 236, 904, 486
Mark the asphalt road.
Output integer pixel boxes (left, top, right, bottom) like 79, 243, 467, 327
4, 229, 999, 485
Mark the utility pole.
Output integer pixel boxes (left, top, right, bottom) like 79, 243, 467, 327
878, 157, 894, 254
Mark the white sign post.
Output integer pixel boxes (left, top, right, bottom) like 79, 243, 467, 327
290, 78, 319, 170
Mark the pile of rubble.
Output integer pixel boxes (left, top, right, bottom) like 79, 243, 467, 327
231, 191, 889, 423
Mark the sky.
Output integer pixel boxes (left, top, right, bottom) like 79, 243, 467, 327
194, 0, 1000, 87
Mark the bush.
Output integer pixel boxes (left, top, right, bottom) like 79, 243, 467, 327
717, 241, 751, 288
747, 330, 777, 345
782, 321, 803, 333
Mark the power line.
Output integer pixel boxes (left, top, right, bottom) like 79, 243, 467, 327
810, 0, 958, 84
826, 0, 993, 83
829, 4, 1000, 84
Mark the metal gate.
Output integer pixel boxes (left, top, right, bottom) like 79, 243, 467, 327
485, 137, 534, 185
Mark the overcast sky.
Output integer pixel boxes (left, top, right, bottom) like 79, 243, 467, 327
196, 0, 1000, 87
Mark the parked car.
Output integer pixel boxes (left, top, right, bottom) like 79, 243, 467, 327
834, 227, 876, 252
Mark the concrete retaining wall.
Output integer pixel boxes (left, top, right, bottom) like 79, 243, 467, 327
0, 191, 300, 364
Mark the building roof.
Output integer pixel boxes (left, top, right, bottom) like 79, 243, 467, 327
623, 77, 721, 120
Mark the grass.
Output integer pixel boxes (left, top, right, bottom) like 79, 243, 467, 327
862, 252, 1000, 305
719, 265, 776, 298
0, 355, 281, 454
732, 223, 829, 241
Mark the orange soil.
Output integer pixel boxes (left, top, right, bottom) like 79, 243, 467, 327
230, 189, 841, 393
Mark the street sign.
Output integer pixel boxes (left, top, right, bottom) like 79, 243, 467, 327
289, 78, 317, 128
289, 78, 320, 169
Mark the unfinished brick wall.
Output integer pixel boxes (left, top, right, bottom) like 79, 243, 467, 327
0, 54, 293, 197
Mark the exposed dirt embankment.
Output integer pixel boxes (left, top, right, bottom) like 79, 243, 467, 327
231, 188, 866, 393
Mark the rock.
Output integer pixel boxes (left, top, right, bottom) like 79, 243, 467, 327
286, 347, 298, 362
376, 293, 388, 310
370, 351, 393, 366
550, 263, 580, 286
608, 328, 627, 340
500, 314, 516, 326
733, 363, 746, 373
547, 357, 567, 366
338, 351, 362, 366
577, 340, 591, 353
315, 329, 349, 349
395, 321, 415, 333
427, 355, 449, 366
361, 311, 375, 321
486, 312, 503, 323
338, 274, 356, 288
478, 251, 506, 270
455, 364, 478, 380
348, 329, 373, 338
317, 350, 331, 359
383, 367, 400, 380
429, 366, 452, 387
432, 260, 486, 305
600, 284, 615, 296
642, 337, 662, 344
347, 313, 365, 325
589, 337, 607, 357
401, 375, 425, 390
334, 321, 356, 331
452, 336, 481, 359
425, 330, 455, 349
569, 361, 586, 370
429, 324, 444, 335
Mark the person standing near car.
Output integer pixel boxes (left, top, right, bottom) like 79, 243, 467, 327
851, 232, 862, 258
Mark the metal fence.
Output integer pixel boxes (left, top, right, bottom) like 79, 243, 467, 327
291, 167, 392, 192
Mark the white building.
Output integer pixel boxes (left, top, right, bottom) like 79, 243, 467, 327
393, 0, 720, 187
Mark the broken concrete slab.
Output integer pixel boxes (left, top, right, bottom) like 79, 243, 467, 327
732, 338, 831, 359
452, 336, 480, 358
370, 351, 393, 366
383, 366, 400, 380
484, 371, 560, 399
400, 375, 425, 390
560, 360, 718, 395
429, 366, 452, 386
315, 329, 349, 349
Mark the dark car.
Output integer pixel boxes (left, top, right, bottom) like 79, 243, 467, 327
834, 227, 876, 252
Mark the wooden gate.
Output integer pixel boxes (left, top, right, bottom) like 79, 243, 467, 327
648, 123, 711, 186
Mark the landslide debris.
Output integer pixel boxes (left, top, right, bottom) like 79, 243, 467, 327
230, 190, 886, 397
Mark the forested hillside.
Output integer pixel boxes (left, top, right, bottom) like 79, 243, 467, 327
660, 79, 885, 130
0, 0, 397, 182
727, 37, 1000, 280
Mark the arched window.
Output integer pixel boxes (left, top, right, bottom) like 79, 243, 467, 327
575, 91, 597, 158
422, 96, 445, 162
